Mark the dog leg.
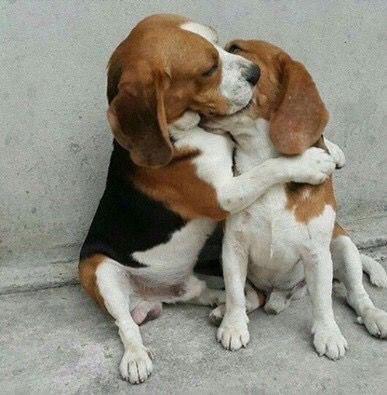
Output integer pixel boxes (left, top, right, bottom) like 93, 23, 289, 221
301, 239, 348, 360
216, 224, 250, 351
264, 290, 292, 315
360, 254, 387, 288
264, 282, 307, 315
95, 259, 153, 384
176, 275, 226, 306
217, 147, 336, 214
187, 286, 226, 306
209, 282, 264, 326
331, 235, 387, 338
245, 282, 266, 313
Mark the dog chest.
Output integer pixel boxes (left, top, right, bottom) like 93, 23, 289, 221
237, 186, 308, 279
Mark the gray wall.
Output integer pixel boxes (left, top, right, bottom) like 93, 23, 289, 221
1, 0, 386, 263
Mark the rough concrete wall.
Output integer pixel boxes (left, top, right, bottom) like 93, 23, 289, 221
1, 0, 386, 263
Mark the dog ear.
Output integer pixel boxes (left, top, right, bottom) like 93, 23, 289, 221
107, 69, 173, 168
224, 39, 247, 55
269, 53, 329, 155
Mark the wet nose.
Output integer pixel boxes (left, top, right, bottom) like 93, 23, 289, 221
245, 64, 261, 86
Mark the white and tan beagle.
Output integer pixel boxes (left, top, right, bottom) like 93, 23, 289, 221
204, 40, 387, 359
79, 16, 386, 383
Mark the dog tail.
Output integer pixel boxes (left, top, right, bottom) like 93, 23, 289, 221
361, 254, 387, 288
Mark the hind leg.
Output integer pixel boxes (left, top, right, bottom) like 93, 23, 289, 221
79, 255, 152, 384
209, 282, 265, 326
361, 254, 387, 288
331, 234, 387, 338
264, 283, 306, 315
332, 223, 387, 288
176, 275, 226, 306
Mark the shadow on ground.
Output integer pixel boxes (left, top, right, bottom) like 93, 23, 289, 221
1, 250, 386, 394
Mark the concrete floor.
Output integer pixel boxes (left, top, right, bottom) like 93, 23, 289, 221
1, 250, 386, 394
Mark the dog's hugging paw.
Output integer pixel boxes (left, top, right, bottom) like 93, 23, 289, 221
324, 138, 346, 168
120, 345, 153, 384
312, 321, 348, 360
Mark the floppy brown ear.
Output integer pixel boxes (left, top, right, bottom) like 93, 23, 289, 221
270, 54, 329, 155
107, 72, 173, 168
224, 39, 245, 54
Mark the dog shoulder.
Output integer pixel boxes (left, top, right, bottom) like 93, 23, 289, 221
132, 128, 233, 221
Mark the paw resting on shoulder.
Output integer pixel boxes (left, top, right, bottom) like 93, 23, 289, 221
286, 147, 336, 185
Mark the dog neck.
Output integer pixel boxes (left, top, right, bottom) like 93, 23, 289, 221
169, 111, 204, 143
231, 118, 278, 172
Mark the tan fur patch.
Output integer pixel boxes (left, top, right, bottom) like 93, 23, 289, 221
78, 254, 106, 310
225, 40, 328, 155
332, 223, 348, 238
131, 147, 228, 221
285, 138, 336, 223
286, 177, 336, 224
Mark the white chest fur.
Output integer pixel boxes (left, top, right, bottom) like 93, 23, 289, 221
170, 119, 234, 190
228, 119, 334, 290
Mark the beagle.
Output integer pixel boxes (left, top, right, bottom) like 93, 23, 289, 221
79, 15, 342, 383
204, 40, 387, 359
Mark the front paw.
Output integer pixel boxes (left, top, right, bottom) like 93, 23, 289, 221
289, 147, 336, 185
120, 345, 153, 384
324, 139, 346, 168
209, 305, 225, 326
359, 308, 387, 339
312, 321, 348, 360
217, 311, 249, 351
172, 111, 200, 130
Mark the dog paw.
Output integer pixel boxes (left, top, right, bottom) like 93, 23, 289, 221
264, 292, 289, 315
289, 147, 336, 185
172, 111, 200, 130
312, 321, 348, 360
325, 139, 346, 168
120, 346, 153, 384
217, 312, 249, 351
209, 305, 225, 326
359, 308, 387, 339
364, 258, 387, 288
369, 272, 387, 288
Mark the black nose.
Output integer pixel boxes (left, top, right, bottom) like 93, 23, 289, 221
246, 65, 260, 86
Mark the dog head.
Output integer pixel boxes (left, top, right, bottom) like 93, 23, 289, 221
107, 14, 259, 167
206, 39, 329, 155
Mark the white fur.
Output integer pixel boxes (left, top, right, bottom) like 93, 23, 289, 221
96, 260, 152, 384
264, 285, 307, 315
180, 21, 218, 43
132, 218, 216, 285
210, 115, 387, 358
95, 255, 224, 384
96, 110, 344, 382
360, 253, 387, 288
214, 118, 347, 358
217, 47, 256, 114
90, 21, 387, 383
331, 235, 387, 337
170, 116, 337, 214
181, 22, 255, 114
325, 138, 346, 168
